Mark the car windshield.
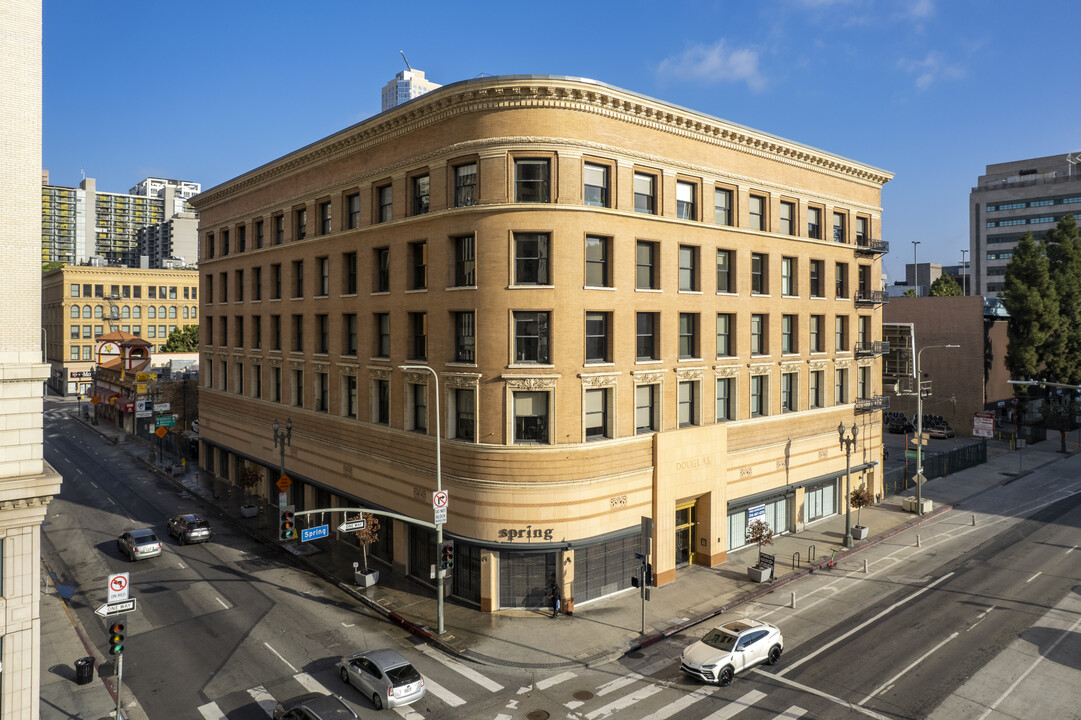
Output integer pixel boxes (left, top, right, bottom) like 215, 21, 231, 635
189, 520, 208, 528
135, 534, 159, 545
701, 629, 737, 651
385, 664, 421, 686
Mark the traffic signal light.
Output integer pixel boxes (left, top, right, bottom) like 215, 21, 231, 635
108, 622, 125, 655
279, 505, 296, 541
439, 541, 454, 570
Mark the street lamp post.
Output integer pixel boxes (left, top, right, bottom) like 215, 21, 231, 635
272, 417, 292, 490
838, 422, 859, 548
911, 241, 921, 296
399, 365, 445, 636
915, 345, 959, 515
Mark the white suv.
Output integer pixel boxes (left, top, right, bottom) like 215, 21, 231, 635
680, 619, 783, 686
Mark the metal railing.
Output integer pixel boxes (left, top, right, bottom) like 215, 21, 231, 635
882, 439, 987, 497
855, 237, 889, 254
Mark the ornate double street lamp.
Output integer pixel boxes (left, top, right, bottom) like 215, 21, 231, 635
838, 422, 859, 548
272, 418, 292, 484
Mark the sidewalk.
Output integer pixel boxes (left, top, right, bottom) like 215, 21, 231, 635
73, 408, 1072, 671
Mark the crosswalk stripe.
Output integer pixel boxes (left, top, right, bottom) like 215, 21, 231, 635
416, 644, 504, 692
638, 684, 717, 720
294, 672, 332, 696
391, 704, 425, 719
775, 707, 808, 719
585, 683, 663, 720
196, 702, 226, 720
247, 685, 278, 718
702, 690, 766, 720
595, 672, 643, 696
421, 676, 467, 707
536, 670, 577, 690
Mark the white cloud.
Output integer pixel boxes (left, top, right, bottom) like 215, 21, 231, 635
656, 40, 766, 92
904, 0, 935, 20
898, 51, 965, 90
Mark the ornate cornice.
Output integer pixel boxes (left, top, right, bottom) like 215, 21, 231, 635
445, 372, 482, 389
338, 362, 359, 377
369, 366, 392, 381
780, 361, 802, 372
834, 358, 852, 369
808, 360, 829, 371
631, 369, 665, 385
267, 357, 282, 369
503, 374, 559, 391
580, 371, 620, 388
287, 359, 305, 371
403, 371, 429, 385
714, 365, 740, 379
749, 363, 772, 375
674, 366, 705, 381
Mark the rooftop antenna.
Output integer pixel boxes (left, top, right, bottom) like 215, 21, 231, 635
400, 51, 411, 72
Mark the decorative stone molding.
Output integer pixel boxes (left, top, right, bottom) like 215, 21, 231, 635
312, 361, 330, 373
503, 375, 558, 391
287, 359, 305, 371
445, 372, 482, 389
856, 358, 874, 368
780, 361, 802, 372
267, 357, 282, 369
338, 363, 359, 378
403, 371, 428, 385
580, 372, 619, 388
674, 367, 705, 381
369, 366, 392, 381
834, 358, 852, 370
714, 365, 740, 378
749, 363, 772, 376
631, 369, 665, 385
808, 360, 829, 371
0, 495, 53, 511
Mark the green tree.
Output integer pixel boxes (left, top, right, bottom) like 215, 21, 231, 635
902, 288, 917, 297
1002, 232, 1058, 381
1043, 215, 1081, 385
162, 325, 199, 352
929, 274, 963, 296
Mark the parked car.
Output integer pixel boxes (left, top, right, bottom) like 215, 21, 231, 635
887, 420, 916, 434
680, 619, 783, 686
337, 648, 426, 710
273, 693, 358, 720
928, 425, 955, 439
167, 513, 213, 544
116, 529, 162, 561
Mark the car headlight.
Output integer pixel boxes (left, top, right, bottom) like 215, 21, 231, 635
700, 662, 717, 669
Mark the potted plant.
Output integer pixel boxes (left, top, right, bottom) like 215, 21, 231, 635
850, 485, 874, 540
237, 465, 261, 518
352, 513, 381, 587
745, 519, 775, 583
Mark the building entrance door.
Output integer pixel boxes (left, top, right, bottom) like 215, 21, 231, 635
675, 502, 696, 566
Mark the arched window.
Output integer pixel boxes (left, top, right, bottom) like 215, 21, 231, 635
110, 306, 120, 319
70, 306, 80, 318
94, 305, 103, 318
82, 305, 91, 318
133, 306, 141, 319
182, 307, 189, 319
159, 305, 166, 318
191, 306, 197, 319
168, 306, 177, 319
148, 306, 156, 319
121, 306, 130, 319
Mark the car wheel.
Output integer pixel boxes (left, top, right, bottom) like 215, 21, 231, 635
340, 668, 350, 684
372, 692, 383, 711
767, 645, 782, 666
717, 666, 734, 687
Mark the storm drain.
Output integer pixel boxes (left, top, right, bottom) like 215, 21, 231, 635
526, 711, 550, 720
572, 690, 594, 701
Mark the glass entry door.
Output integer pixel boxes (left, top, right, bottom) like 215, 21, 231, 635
675, 502, 697, 566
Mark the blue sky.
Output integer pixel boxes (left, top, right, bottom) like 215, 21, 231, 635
43, 0, 1080, 282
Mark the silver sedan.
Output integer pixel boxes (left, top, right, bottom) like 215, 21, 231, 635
336, 649, 425, 710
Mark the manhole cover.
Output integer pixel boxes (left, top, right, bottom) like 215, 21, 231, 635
572, 690, 594, 701
626, 651, 645, 659
526, 711, 550, 720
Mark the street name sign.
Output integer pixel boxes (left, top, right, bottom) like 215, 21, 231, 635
301, 524, 329, 542
338, 519, 367, 532
95, 598, 137, 617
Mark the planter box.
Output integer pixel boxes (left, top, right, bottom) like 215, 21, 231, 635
902, 497, 933, 514
240, 504, 259, 518
747, 565, 772, 583
355, 569, 379, 587
852, 526, 869, 540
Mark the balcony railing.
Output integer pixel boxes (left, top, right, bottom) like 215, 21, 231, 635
855, 340, 890, 357
855, 290, 889, 307
855, 237, 889, 255
855, 395, 890, 412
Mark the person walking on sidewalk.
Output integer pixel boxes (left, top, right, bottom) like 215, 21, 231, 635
548, 583, 561, 618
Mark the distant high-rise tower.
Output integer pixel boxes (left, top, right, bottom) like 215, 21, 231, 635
381, 68, 441, 111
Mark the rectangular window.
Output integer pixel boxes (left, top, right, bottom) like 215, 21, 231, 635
319, 201, 331, 235
343, 375, 357, 418
454, 235, 476, 287
678, 381, 697, 427
315, 372, 328, 412
255, 219, 264, 248
636, 241, 658, 290
347, 193, 360, 229
377, 184, 393, 223
295, 208, 307, 241
835, 315, 848, 352
716, 377, 734, 421
70, 283, 80, 298
858, 265, 871, 299
750, 375, 768, 417
514, 233, 549, 285
781, 314, 797, 354
222, 230, 230, 256
810, 315, 824, 352
679, 313, 698, 359
585, 235, 610, 287
317, 256, 329, 296
271, 315, 281, 351
514, 311, 550, 363
455, 388, 475, 440
835, 368, 848, 405
515, 159, 550, 203
292, 260, 304, 298
411, 383, 427, 432
409, 312, 427, 360
272, 366, 282, 402
856, 216, 868, 244
583, 163, 609, 207
409, 241, 427, 290
636, 312, 658, 361
751, 253, 768, 295
584, 387, 610, 440
374, 247, 390, 292
714, 187, 733, 226
373, 378, 390, 424
781, 372, 797, 413
271, 263, 282, 299
634, 172, 656, 214
455, 163, 477, 207
343, 251, 357, 294
858, 365, 870, 400
635, 384, 658, 434
833, 212, 846, 243
716, 249, 733, 293
513, 391, 549, 443
235, 315, 245, 347
316, 314, 329, 354
749, 194, 766, 231
716, 313, 734, 357
292, 314, 303, 352
374, 313, 390, 357
274, 214, 284, 245
678, 245, 698, 291
343, 313, 358, 356
836, 262, 849, 298
454, 311, 475, 363
809, 370, 823, 408
292, 368, 304, 407
781, 257, 796, 296
809, 260, 824, 297
585, 311, 610, 363
413, 174, 430, 215
780, 201, 795, 235
676, 181, 696, 220
751, 313, 767, 355
808, 207, 822, 239
252, 266, 262, 301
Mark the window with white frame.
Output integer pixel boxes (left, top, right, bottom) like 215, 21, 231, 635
584, 163, 609, 207
809, 370, 823, 408
584, 388, 610, 440
679, 245, 698, 291
835, 368, 848, 405
781, 372, 797, 412
514, 311, 549, 363
635, 384, 659, 434
676, 181, 696, 220
455, 163, 478, 207
716, 377, 734, 421
515, 159, 550, 203
750, 374, 768, 417
634, 172, 656, 214
513, 390, 549, 443
714, 187, 733, 226
514, 233, 549, 285
585, 235, 611, 287
678, 381, 698, 427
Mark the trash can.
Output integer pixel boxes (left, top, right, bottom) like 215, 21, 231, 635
74, 656, 94, 685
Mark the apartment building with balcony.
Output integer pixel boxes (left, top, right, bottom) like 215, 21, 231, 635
191, 74, 892, 612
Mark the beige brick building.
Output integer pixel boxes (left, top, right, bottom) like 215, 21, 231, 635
0, 1, 64, 716
191, 75, 892, 612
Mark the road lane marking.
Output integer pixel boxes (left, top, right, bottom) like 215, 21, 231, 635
1066, 546, 1078, 555
247, 686, 277, 717
420, 676, 466, 707
294, 671, 332, 696
777, 572, 955, 676
584, 683, 662, 719
761, 672, 890, 719
1026, 571, 1042, 583
197, 702, 226, 720
775, 707, 808, 719
639, 684, 717, 719
701, 690, 766, 720
391, 705, 424, 719
415, 644, 503, 692
263, 642, 298, 673
215, 597, 229, 610
536, 670, 577, 690
967, 605, 995, 631
858, 631, 958, 704
595, 672, 643, 696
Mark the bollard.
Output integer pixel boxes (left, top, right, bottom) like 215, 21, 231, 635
971, 514, 976, 526
917, 534, 921, 548
864, 559, 868, 573
790, 592, 796, 609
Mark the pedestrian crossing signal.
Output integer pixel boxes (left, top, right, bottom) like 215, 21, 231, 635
108, 622, 125, 655
279, 505, 296, 541
439, 541, 454, 570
